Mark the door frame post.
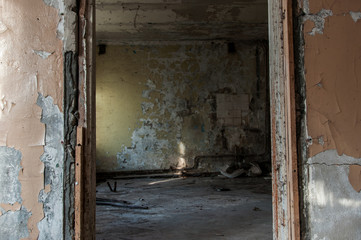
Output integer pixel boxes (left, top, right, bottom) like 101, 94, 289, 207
268, 0, 300, 239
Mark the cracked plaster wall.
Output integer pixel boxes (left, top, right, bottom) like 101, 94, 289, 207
0, 0, 75, 239
96, 42, 269, 172
298, 0, 361, 238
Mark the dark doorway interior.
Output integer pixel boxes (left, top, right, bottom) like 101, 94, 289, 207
94, 1, 272, 239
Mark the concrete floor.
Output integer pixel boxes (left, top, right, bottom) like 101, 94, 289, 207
96, 176, 272, 240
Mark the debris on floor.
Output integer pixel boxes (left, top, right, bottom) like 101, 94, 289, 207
107, 181, 117, 192
219, 162, 262, 178
96, 176, 272, 240
96, 197, 149, 209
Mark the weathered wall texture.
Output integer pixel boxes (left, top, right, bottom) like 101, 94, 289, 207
297, 0, 361, 239
0, 0, 75, 239
96, 42, 269, 172
96, 0, 268, 43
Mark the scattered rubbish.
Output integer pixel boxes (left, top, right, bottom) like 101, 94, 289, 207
181, 171, 218, 177
215, 187, 231, 192
219, 168, 245, 178
107, 181, 117, 192
247, 162, 262, 176
219, 161, 262, 178
186, 180, 196, 185
96, 197, 149, 209
97, 197, 130, 205
195, 205, 203, 210
134, 198, 146, 207
115, 173, 182, 179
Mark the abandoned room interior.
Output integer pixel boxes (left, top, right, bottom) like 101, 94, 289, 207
95, 1, 272, 239
0, 0, 361, 240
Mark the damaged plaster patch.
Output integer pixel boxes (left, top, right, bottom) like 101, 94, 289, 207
305, 161, 361, 239
350, 11, 361, 23
0, 208, 31, 239
42, 0, 65, 40
42, 0, 60, 8
307, 149, 361, 165
43, 0, 77, 51
302, 0, 310, 14
317, 136, 324, 146
33, 50, 54, 59
0, 147, 22, 205
141, 102, 155, 114
304, 9, 333, 35
117, 119, 172, 170
36, 94, 64, 240
142, 79, 158, 99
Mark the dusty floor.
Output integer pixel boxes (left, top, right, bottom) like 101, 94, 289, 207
96, 176, 272, 240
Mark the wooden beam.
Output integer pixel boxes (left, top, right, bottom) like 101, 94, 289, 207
282, 0, 300, 239
78, 0, 96, 239
75, 126, 84, 240
268, 0, 301, 239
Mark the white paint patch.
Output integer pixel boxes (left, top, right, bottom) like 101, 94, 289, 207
33, 50, 54, 59
0, 20, 8, 34
178, 142, 186, 156
350, 11, 361, 23
0, 96, 7, 111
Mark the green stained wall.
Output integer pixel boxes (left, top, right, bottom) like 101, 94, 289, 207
96, 42, 269, 172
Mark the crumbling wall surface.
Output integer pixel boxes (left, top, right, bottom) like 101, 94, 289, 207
297, 0, 361, 239
96, 42, 268, 172
37, 94, 64, 240
0, 0, 73, 239
96, 0, 268, 43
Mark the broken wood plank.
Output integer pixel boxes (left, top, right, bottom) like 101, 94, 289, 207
96, 198, 149, 209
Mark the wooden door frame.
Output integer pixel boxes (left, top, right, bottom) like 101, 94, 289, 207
269, 0, 300, 239
75, 0, 301, 239
76, 0, 96, 239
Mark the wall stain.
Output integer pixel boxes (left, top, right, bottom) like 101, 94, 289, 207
97, 41, 269, 171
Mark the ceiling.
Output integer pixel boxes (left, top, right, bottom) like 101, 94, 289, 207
96, 0, 268, 43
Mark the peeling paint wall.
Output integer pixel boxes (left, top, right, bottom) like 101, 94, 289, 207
96, 42, 269, 172
296, 0, 361, 239
0, 0, 76, 239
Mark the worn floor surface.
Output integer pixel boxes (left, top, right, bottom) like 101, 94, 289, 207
96, 176, 272, 240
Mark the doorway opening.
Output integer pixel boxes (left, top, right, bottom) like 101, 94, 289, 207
94, 1, 273, 239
